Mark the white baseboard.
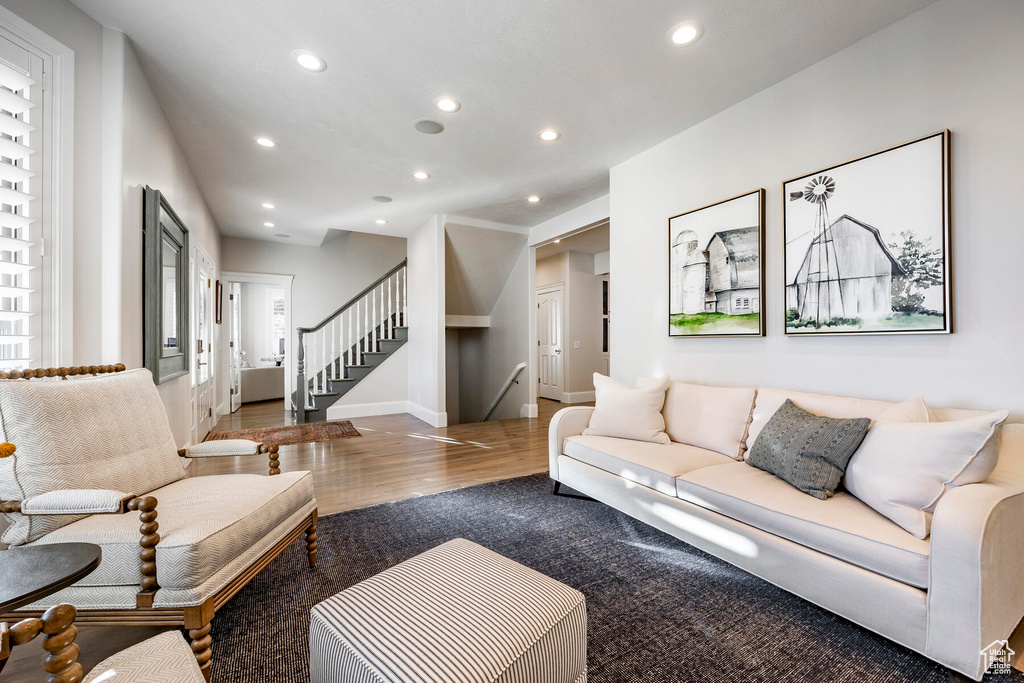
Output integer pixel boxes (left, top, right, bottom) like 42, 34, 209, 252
327, 401, 410, 420
407, 402, 448, 428
521, 403, 539, 418
565, 391, 596, 404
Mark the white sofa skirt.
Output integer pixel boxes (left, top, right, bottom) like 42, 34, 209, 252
556, 456, 929, 654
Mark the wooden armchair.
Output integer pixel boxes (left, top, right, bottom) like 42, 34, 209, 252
0, 365, 318, 681
1, 604, 206, 682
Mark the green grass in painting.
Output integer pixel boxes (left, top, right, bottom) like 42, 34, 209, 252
786, 312, 944, 333
671, 312, 760, 335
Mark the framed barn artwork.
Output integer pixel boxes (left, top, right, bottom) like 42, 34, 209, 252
668, 188, 765, 337
783, 130, 951, 336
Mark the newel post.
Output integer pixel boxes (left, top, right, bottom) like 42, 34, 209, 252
295, 327, 306, 421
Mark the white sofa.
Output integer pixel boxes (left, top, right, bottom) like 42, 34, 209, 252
548, 383, 1024, 680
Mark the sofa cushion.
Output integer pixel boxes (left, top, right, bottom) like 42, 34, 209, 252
564, 435, 734, 497
0, 369, 186, 546
746, 399, 870, 500
584, 374, 670, 444
676, 462, 930, 588
28, 471, 314, 589
659, 381, 756, 459
745, 387, 896, 456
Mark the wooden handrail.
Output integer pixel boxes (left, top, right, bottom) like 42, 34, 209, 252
480, 362, 527, 422
297, 259, 407, 335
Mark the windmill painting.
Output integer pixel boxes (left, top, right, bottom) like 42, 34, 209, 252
784, 131, 950, 336
669, 189, 765, 337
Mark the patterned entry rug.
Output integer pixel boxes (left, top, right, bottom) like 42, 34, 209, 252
204, 420, 360, 446
210, 474, 1020, 682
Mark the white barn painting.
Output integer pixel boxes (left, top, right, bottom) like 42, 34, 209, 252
669, 189, 764, 337
784, 131, 950, 335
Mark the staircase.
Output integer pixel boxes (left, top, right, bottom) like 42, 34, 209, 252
294, 259, 408, 423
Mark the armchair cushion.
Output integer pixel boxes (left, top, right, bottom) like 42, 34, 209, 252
0, 368, 185, 546
27, 471, 314, 589
82, 630, 205, 682
21, 489, 134, 515
182, 439, 262, 457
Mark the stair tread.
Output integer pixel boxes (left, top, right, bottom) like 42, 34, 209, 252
310, 392, 339, 397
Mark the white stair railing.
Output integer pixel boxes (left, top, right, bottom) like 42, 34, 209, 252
295, 259, 408, 415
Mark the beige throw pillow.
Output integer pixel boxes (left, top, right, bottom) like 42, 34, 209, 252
844, 400, 1008, 539
583, 374, 671, 444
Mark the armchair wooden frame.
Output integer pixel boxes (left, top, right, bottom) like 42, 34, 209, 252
0, 364, 319, 681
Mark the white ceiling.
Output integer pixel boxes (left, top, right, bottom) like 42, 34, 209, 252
536, 223, 609, 261
72, 0, 935, 245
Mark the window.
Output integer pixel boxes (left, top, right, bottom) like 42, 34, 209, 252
0, 13, 72, 371
601, 278, 609, 355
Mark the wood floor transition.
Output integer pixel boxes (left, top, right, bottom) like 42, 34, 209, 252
2, 399, 573, 681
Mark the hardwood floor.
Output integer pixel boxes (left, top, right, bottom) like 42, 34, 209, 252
1, 399, 579, 681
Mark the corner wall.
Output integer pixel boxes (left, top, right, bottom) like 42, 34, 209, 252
406, 216, 447, 427
610, 0, 1024, 418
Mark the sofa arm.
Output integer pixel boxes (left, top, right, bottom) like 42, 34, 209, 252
21, 489, 136, 515
926, 480, 1024, 679
548, 407, 594, 481
179, 440, 281, 476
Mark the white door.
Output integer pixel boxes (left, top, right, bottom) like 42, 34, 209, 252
191, 247, 215, 442
537, 286, 563, 401
228, 282, 242, 412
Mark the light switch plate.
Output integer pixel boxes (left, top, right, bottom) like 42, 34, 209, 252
573, 341, 581, 349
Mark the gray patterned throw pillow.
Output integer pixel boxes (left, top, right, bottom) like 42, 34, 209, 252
747, 399, 870, 499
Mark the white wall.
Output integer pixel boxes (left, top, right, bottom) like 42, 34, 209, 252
610, 0, 1024, 419
405, 216, 446, 427
220, 231, 407, 415
119, 35, 223, 445
457, 245, 530, 422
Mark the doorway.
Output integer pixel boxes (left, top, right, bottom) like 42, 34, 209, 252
537, 284, 564, 401
190, 245, 215, 443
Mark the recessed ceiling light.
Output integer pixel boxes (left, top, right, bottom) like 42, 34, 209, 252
414, 119, 445, 135
255, 136, 276, 147
554, 239, 561, 244
291, 50, 327, 72
274, 233, 290, 239
668, 21, 704, 46
375, 219, 387, 225
538, 129, 561, 142
264, 222, 275, 227
372, 195, 393, 203
412, 171, 431, 180
527, 195, 541, 203
434, 97, 461, 113
262, 202, 275, 209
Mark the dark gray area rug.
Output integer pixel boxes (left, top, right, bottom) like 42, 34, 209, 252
211, 474, 1021, 682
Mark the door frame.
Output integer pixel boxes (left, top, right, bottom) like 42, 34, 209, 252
228, 282, 242, 413
536, 282, 567, 403
222, 271, 295, 415
190, 243, 215, 444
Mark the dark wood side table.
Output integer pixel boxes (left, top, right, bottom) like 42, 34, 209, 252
0, 542, 101, 675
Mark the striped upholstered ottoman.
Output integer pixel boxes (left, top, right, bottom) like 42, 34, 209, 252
310, 538, 587, 683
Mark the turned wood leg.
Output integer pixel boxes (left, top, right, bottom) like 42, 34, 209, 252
128, 496, 160, 606
2, 605, 82, 683
267, 444, 281, 476
189, 620, 213, 682
305, 509, 318, 568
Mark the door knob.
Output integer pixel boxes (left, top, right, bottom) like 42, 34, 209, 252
555, 348, 561, 354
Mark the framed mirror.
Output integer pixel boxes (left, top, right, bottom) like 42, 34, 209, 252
144, 187, 190, 384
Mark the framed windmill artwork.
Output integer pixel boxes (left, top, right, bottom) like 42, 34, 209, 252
783, 130, 951, 336
669, 188, 765, 337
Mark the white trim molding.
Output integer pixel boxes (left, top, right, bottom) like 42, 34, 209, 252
564, 391, 596, 404
0, 5, 75, 366
521, 403, 539, 418
407, 401, 448, 428
326, 400, 410, 420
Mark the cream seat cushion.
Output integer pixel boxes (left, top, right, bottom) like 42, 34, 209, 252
564, 434, 735, 497
83, 630, 205, 682
658, 381, 756, 459
28, 471, 314, 589
676, 461, 930, 588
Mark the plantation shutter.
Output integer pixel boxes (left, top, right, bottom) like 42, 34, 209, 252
0, 37, 42, 370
